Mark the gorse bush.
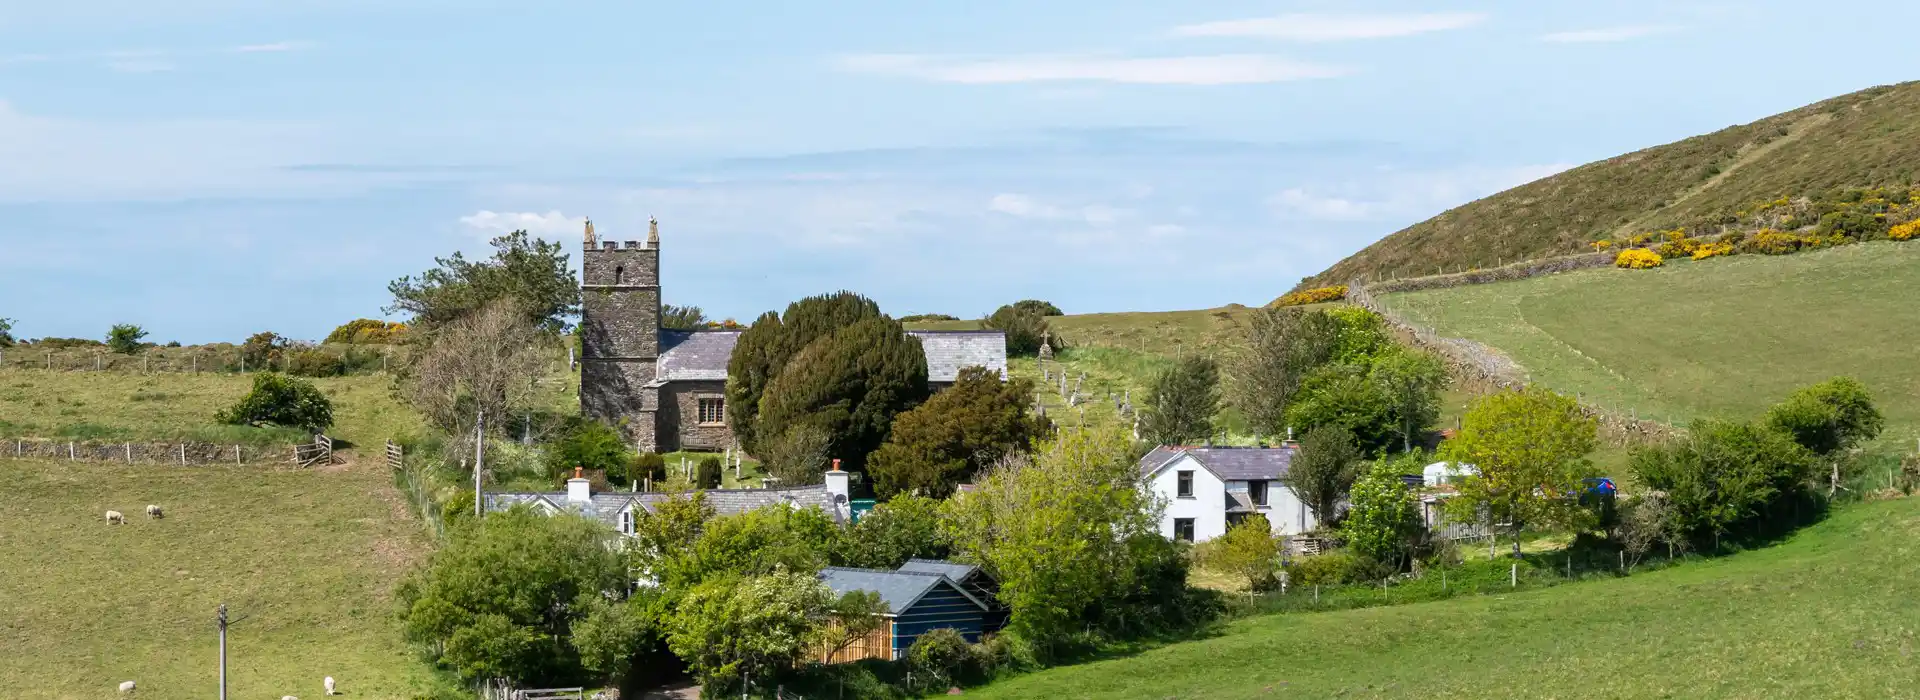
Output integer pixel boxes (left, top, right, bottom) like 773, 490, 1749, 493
325, 319, 409, 344
1890, 220, 1920, 241
1614, 249, 1664, 269
1270, 285, 1348, 308
1691, 241, 1736, 260
285, 349, 346, 378
216, 372, 334, 433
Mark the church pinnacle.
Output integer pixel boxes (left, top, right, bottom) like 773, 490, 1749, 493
648, 216, 659, 246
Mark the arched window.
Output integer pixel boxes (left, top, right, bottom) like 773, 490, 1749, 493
614, 265, 625, 285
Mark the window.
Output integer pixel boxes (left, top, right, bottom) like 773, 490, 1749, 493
1248, 480, 1269, 507
613, 265, 625, 285
1176, 470, 1194, 498
696, 396, 725, 425
1173, 518, 1196, 542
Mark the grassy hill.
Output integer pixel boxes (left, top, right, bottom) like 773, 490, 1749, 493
1375, 242, 1920, 451
1308, 80, 1920, 287
0, 458, 441, 700
973, 497, 1920, 699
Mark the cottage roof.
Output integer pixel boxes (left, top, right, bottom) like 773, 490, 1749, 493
484, 483, 841, 527
482, 492, 637, 528
819, 567, 989, 615
897, 558, 982, 582
655, 330, 742, 382
648, 328, 1008, 385
909, 330, 1008, 382
1139, 446, 1297, 481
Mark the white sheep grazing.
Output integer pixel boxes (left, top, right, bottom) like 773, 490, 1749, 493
324, 676, 336, 695
105, 510, 126, 525
282, 695, 300, 700
118, 679, 136, 693
146, 504, 164, 519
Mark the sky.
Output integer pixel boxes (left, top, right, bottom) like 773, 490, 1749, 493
2, 0, 1918, 343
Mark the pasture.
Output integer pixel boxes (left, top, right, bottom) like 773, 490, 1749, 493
973, 496, 1920, 699
0, 458, 443, 700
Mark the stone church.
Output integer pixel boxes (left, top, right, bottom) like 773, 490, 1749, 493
578, 220, 1009, 453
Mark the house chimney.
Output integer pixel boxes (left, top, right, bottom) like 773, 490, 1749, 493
567, 466, 591, 504
824, 458, 851, 521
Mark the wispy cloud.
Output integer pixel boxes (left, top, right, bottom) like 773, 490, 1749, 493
1173, 13, 1487, 41
1538, 25, 1679, 43
836, 53, 1350, 85
459, 210, 586, 239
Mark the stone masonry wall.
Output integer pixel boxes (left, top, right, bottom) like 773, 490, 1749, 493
580, 238, 664, 451
659, 380, 733, 452
3, 438, 289, 465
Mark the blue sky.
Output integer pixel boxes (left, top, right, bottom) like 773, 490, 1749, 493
3, 0, 1918, 343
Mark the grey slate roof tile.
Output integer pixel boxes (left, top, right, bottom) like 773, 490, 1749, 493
819, 567, 988, 614
656, 330, 741, 381
649, 328, 1008, 385
909, 330, 1008, 382
485, 483, 841, 527
1138, 446, 1297, 481
897, 559, 981, 582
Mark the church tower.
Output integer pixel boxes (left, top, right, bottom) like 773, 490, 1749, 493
579, 218, 663, 450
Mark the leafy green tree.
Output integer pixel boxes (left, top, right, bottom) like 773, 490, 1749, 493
545, 416, 635, 482
630, 491, 715, 584
661, 304, 709, 330
216, 372, 335, 433
813, 590, 889, 664
387, 230, 581, 333
907, 627, 975, 687
396, 507, 629, 683
1442, 388, 1598, 558
1011, 299, 1063, 317
1230, 307, 1342, 437
755, 316, 929, 473
571, 593, 660, 682
1343, 456, 1423, 567
726, 292, 885, 453
1284, 424, 1361, 527
761, 424, 832, 486
1631, 419, 1817, 548
1325, 306, 1391, 364
984, 304, 1052, 356
1195, 514, 1281, 591
833, 494, 950, 569
665, 567, 833, 688
868, 367, 1051, 498
941, 424, 1163, 643
106, 324, 148, 354
1766, 377, 1884, 456
1140, 355, 1220, 446
0, 317, 15, 347
1285, 364, 1396, 451
1371, 348, 1447, 452
240, 331, 289, 369
654, 506, 839, 591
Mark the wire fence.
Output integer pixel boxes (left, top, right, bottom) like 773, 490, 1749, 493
0, 343, 407, 375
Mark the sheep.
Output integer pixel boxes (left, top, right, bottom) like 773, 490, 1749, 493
324, 676, 336, 695
106, 510, 126, 525
118, 680, 136, 694
146, 504, 164, 519
281, 696, 298, 700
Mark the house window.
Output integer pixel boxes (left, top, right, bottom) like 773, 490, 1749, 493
696, 396, 725, 425
1173, 518, 1196, 542
1248, 480, 1269, 507
1176, 470, 1194, 498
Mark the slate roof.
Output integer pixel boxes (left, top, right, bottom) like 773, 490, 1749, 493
897, 559, 981, 582
1139, 446, 1297, 481
819, 567, 989, 615
646, 328, 1008, 385
483, 492, 637, 529
655, 330, 742, 382
908, 330, 1009, 382
485, 483, 841, 527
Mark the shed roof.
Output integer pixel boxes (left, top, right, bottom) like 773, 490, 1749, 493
1139, 446, 1297, 481
897, 559, 982, 582
819, 567, 989, 615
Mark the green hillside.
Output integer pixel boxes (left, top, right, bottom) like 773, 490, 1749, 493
0, 369, 427, 448
1308, 80, 1920, 287
974, 497, 1920, 699
0, 459, 441, 700
1375, 242, 1920, 447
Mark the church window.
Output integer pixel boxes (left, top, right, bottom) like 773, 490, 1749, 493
697, 396, 725, 425
614, 265, 625, 285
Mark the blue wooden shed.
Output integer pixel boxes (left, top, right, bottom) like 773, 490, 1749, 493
819, 566, 992, 661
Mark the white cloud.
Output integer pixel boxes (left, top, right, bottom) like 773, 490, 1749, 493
988, 193, 1065, 219
837, 53, 1350, 85
232, 41, 317, 53
1269, 163, 1573, 222
1173, 13, 1487, 41
1270, 189, 1376, 221
458, 210, 586, 238
1538, 25, 1679, 43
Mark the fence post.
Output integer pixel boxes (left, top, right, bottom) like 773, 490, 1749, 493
181, 444, 188, 466
125, 443, 132, 462
1510, 563, 1517, 587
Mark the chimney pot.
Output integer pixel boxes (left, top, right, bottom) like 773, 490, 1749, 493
830, 458, 842, 472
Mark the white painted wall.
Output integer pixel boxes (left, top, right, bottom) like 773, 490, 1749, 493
1149, 455, 1227, 542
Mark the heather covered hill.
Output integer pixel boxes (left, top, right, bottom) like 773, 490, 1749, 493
1308, 81, 1920, 287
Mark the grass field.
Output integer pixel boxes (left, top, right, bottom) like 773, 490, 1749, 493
974, 497, 1920, 699
1379, 242, 1920, 449
0, 458, 443, 700
908, 305, 1268, 358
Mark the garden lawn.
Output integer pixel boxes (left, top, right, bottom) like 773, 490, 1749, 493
974, 496, 1920, 699
0, 458, 443, 700
1378, 242, 1920, 450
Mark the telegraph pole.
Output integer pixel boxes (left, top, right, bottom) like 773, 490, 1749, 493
474, 411, 486, 517
217, 603, 229, 700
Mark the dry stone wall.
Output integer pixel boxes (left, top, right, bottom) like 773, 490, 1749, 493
3, 438, 291, 465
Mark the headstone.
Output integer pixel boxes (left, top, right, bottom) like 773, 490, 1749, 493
1037, 330, 1054, 362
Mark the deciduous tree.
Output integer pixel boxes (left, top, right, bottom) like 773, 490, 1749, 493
1284, 424, 1360, 527
1343, 456, 1423, 567
868, 366, 1051, 498
1230, 307, 1341, 437
106, 324, 148, 355
665, 567, 833, 688
387, 230, 581, 334
1195, 515, 1281, 591
1442, 388, 1598, 558
404, 301, 550, 461
1141, 355, 1220, 446
833, 494, 950, 569
1371, 348, 1447, 452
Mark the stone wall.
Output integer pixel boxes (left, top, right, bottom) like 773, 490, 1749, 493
1361, 251, 1614, 295
580, 237, 665, 452
659, 380, 733, 452
2, 438, 290, 465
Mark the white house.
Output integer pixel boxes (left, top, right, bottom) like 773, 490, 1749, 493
1138, 445, 1316, 543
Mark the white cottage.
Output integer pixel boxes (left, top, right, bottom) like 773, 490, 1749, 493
1138, 445, 1316, 543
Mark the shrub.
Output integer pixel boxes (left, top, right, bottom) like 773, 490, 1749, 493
696, 456, 723, 489
216, 372, 334, 433
1194, 515, 1281, 591
1588, 240, 1613, 251
867, 367, 1050, 498
1010, 299, 1063, 317
1691, 242, 1736, 260
1655, 237, 1700, 258
907, 628, 975, 687
983, 304, 1051, 356
631, 452, 667, 485
285, 349, 347, 377
1614, 249, 1664, 269
898, 313, 960, 323
106, 324, 148, 354
1269, 285, 1348, 308
1285, 550, 1364, 586
1890, 220, 1920, 241
545, 417, 635, 482
241, 331, 290, 369
1740, 229, 1808, 255
325, 318, 409, 344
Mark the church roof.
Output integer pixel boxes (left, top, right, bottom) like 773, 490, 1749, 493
649, 328, 1007, 385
